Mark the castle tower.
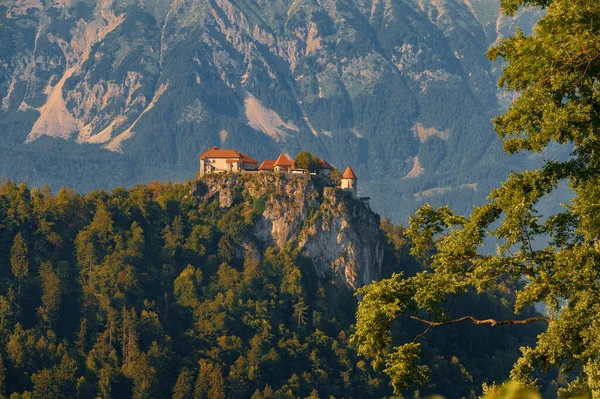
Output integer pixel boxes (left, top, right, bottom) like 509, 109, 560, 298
340, 166, 358, 197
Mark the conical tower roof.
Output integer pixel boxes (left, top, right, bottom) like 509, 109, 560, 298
342, 166, 357, 179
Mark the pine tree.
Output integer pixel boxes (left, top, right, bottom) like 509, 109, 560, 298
127, 222, 145, 259
10, 232, 28, 295
293, 300, 308, 327
207, 364, 225, 399
131, 353, 157, 399
0, 352, 6, 399
164, 216, 184, 257
193, 360, 211, 399
194, 360, 225, 399
174, 265, 202, 309
172, 368, 195, 399
121, 307, 139, 370
38, 262, 61, 329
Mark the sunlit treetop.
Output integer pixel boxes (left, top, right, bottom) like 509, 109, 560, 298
352, 0, 600, 396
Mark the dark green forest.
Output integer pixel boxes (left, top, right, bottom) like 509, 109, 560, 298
0, 177, 544, 398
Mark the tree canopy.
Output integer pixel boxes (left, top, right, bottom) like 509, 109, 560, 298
294, 151, 322, 172
352, 0, 600, 397
0, 178, 395, 398
0, 174, 548, 398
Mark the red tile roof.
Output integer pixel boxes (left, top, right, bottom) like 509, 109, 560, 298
239, 153, 259, 164
342, 166, 357, 179
199, 147, 258, 164
258, 160, 276, 170
273, 153, 294, 167
319, 159, 334, 170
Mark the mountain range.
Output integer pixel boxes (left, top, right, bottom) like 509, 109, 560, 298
0, 0, 541, 222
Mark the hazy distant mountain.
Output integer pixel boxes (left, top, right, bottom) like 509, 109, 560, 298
0, 0, 541, 222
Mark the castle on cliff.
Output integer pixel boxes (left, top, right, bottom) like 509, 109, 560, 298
198, 147, 360, 197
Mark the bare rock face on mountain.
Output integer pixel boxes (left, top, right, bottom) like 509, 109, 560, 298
0, 0, 540, 222
197, 173, 383, 289
297, 187, 383, 289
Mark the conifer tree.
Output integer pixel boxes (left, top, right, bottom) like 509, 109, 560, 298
172, 368, 195, 399
38, 262, 61, 328
0, 352, 6, 399
174, 265, 202, 309
194, 360, 211, 399
127, 222, 145, 259
130, 353, 157, 399
208, 364, 225, 399
10, 232, 28, 295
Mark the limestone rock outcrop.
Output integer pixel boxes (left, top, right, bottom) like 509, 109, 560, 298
197, 173, 383, 289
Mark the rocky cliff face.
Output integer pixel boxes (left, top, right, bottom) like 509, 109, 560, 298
197, 173, 383, 289
0, 0, 541, 222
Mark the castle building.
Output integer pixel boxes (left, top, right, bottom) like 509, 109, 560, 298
198, 148, 358, 197
199, 147, 259, 175
257, 153, 333, 176
340, 166, 358, 197
258, 153, 298, 173
318, 159, 334, 176
273, 153, 294, 172
257, 159, 275, 172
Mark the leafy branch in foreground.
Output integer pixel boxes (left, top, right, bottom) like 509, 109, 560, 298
352, 0, 600, 396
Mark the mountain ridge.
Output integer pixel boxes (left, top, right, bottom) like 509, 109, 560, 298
0, 0, 541, 222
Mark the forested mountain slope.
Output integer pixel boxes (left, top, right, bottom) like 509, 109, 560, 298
0, 175, 545, 398
0, 0, 541, 222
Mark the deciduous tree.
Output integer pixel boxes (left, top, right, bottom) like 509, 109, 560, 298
352, 0, 600, 396
294, 151, 320, 172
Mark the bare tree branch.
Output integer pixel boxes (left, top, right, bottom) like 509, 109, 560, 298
413, 324, 433, 343
404, 314, 551, 330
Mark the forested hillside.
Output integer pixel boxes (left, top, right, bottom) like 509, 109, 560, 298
0, 176, 544, 398
0, 0, 542, 223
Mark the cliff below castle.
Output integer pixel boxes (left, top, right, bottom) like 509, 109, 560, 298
195, 173, 383, 289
